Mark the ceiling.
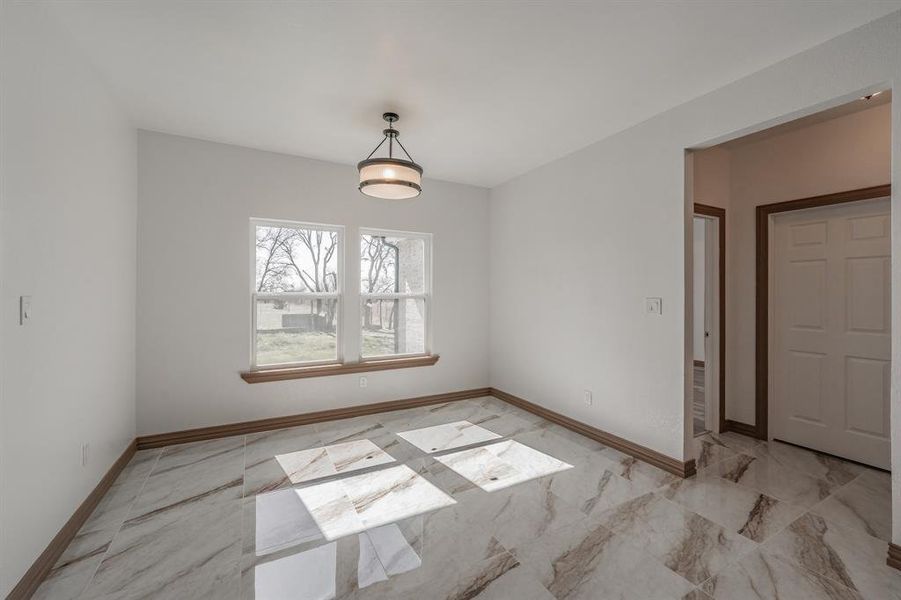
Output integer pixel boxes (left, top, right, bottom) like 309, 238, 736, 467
720, 89, 891, 149
45, 0, 901, 188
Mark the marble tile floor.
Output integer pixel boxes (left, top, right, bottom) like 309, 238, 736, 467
33, 397, 899, 600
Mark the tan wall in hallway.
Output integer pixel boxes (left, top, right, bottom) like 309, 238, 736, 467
693, 147, 731, 212
694, 101, 891, 426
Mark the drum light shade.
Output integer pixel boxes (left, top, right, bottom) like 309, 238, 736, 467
358, 113, 423, 199
358, 158, 422, 199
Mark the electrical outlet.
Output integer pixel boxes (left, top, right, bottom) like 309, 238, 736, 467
359, 376, 368, 389
19, 296, 32, 325
584, 390, 592, 406
81, 443, 89, 467
645, 297, 662, 315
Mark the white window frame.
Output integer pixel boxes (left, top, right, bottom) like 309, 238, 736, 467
250, 218, 344, 370
359, 228, 432, 361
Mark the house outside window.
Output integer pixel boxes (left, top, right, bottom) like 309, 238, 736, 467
360, 229, 431, 359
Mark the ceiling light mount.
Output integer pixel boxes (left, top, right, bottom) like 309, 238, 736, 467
358, 112, 423, 200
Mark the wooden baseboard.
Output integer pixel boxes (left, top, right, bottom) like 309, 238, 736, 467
7, 439, 136, 600
15, 384, 704, 597
138, 385, 698, 477
489, 388, 696, 478
888, 543, 901, 572
722, 419, 763, 440
137, 386, 700, 478
136, 387, 492, 449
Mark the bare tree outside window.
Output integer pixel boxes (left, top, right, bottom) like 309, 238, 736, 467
360, 235, 397, 331
253, 223, 342, 366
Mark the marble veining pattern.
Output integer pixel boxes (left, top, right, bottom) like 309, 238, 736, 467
273, 438, 396, 486
762, 512, 901, 599
662, 476, 805, 543
810, 469, 892, 541
704, 452, 837, 508
32, 528, 116, 600
434, 439, 572, 492
398, 420, 502, 453
702, 548, 865, 599
592, 492, 757, 584
31, 399, 898, 599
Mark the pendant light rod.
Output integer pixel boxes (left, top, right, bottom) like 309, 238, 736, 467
364, 113, 415, 162
364, 135, 388, 160
384, 113, 397, 158
394, 136, 415, 163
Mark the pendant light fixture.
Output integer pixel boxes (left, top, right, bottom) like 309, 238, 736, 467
358, 112, 423, 199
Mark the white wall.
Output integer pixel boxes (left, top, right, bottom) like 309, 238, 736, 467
488, 11, 900, 479
695, 102, 892, 425
137, 132, 489, 436
0, 3, 137, 595
692, 218, 706, 363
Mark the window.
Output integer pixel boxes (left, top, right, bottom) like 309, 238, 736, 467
252, 221, 343, 368
245, 221, 436, 380
360, 230, 431, 359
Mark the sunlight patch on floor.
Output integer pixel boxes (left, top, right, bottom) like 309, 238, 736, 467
435, 439, 573, 492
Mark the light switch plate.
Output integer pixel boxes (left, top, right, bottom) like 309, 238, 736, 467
19, 296, 32, 325
645, 297, 662, 315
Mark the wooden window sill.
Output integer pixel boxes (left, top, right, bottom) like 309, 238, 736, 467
240, 355, 439, 384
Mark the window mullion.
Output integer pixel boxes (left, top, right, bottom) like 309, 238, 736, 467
361, 293, 428, 301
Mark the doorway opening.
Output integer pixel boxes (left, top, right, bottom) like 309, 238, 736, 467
693, 205, 724, 436
688, 89, 891, 469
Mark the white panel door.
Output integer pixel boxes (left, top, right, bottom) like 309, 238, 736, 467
772, 197, 890, 469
